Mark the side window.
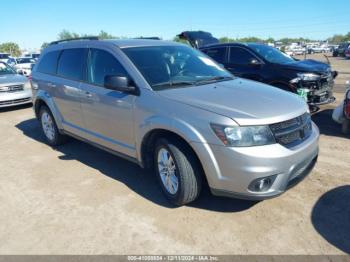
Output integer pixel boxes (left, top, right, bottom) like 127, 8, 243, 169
202, 47, 226, 63
57, 48, 86, 81
36, 51, 60, 75
229, 47, 256, 65
88, 49, 127, 86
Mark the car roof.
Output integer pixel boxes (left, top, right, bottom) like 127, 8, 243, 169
200, 42, 264, 49
43, 39, 181, 53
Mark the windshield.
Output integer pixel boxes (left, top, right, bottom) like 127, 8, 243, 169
122, 45, 233, 90
0, 62, 16, 75
16, 58, 36, 64
248, 44, 295, 64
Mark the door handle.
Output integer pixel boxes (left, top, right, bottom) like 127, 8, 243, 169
47, 83, 56, 88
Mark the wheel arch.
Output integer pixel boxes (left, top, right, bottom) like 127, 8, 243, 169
33, 93, 63, 131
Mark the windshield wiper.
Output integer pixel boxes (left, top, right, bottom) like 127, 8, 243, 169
195, 76, 234, 85
152, 80, 196, 88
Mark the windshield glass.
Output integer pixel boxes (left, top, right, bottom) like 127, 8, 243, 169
0, 62, 16, 75
248, 44, 295, 64
122, 45, 233, 90
16, 58, 36, 64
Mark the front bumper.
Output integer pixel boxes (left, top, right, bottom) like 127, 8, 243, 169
0, 89, 32, 108
191, 122, 319, 200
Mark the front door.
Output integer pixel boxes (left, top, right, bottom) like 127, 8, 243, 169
226, 46, 263, 82
79, 48, 136, 158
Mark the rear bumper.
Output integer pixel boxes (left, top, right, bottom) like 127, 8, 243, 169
0, 89, 32, 108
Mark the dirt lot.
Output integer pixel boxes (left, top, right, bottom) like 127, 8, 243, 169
0, 54, 349, 255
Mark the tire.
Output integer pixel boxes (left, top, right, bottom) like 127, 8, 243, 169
342, 120, 350, 135
39, 105, 68, 146
154, 138, 202, 206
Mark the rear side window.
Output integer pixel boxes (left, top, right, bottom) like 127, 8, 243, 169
88, 49, 127, 86
229, 47, 256, 65
202, 47, 226, 63
57, 49, 86, 81
36, 51, 60, 75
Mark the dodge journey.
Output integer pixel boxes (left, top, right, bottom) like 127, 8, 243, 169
31, 37, 319, 206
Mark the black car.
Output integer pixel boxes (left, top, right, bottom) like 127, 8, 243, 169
333, 42, 350, 57
178, 31, 337, 111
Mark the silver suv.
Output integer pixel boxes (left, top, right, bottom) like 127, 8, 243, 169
31, 38, 319, 206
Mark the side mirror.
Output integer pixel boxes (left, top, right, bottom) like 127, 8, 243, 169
17, 69, 24, 75
104, 75, 138, 95
249, 59, 262, 67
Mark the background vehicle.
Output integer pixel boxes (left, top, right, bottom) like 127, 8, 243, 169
32, 37, 319, 206
345, 48, 350, 59
178, 31, 337, 111
333, 42, 350, 57
0, 61, 32, 107
13, 57, 36, 76
332, 81, 350, 134
0, 53, 11, 63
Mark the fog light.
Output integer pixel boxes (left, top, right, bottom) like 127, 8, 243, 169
248, 175, 277, 192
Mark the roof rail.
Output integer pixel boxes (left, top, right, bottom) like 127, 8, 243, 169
49, 36, 99, 46
134, 37, 161, 40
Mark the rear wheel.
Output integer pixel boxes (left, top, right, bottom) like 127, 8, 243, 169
342, 120, 350, 135
154, 138, 202, 206
39, 106, 68, 146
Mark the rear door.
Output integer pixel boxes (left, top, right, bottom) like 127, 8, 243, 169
79, 48, 136, 157
54, 48, 87, 132
201, 47, 228, 65
226, 46, 263, 81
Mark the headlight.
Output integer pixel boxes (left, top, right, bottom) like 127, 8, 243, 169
297, 73, 320, 81
210, 124, 275, 147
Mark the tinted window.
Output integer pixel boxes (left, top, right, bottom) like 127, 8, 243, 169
123, 45, 232, 90
57, 48, 86, 81
202, 47, 226, 63
229, 47, 256, 65
88, 49, 127, 86
37, 51, 60, 75
247, 44, 294, 64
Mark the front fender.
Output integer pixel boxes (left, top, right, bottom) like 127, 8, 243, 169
136, 115, 208, 161
34, 90, 64, 131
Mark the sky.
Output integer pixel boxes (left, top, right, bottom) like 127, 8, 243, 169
0, 0, 349, 49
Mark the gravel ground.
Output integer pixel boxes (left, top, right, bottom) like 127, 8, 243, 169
0, 54, 349, 255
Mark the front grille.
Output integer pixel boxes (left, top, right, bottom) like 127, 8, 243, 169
0, 85, 24, 93
0, 98, 31, 106
270, 113, 312, 147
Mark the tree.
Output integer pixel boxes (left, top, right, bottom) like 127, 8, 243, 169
98, 30, 115, 39
41, 42, 49, 50
57, 30, 80, 40
173, 36, 189, 45
0, 42, 21, 57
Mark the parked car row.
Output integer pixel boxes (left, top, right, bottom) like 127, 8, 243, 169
0, 52, 40, 77
1, 35, 347, 206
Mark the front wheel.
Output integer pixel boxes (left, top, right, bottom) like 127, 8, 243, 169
154, 138, 202, 206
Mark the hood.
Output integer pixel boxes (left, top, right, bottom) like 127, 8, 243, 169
280, 59, 330, 74
178, 31, 219, 49
0, 74, 28, 86
158, 78, 308, 126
